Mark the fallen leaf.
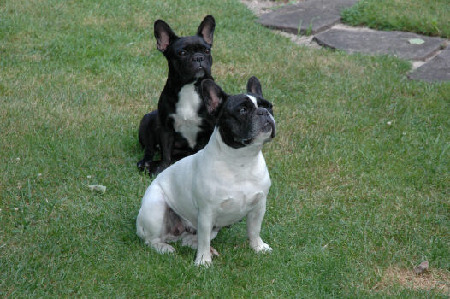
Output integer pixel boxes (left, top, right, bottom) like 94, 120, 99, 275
409, 38, 425, 45
88, 185, 106, 193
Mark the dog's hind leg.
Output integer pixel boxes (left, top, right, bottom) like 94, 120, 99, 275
137, 111, 160, 173
136, 184, 175, 253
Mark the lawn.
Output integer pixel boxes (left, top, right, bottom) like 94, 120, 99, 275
1, 0, 449, 297
342, 0, 450, 38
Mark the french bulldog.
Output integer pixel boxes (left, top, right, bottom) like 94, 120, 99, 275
137, 15, 216, 174
136, 77, 275, 266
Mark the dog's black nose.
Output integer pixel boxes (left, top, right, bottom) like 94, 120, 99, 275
192, 54, 204, 62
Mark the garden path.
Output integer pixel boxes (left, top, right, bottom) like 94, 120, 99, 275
243, 0, 449, 82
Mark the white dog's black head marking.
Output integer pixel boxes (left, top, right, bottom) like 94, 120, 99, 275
201, 76, 275, 149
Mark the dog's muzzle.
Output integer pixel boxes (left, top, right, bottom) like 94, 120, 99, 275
258, 108, 276, 139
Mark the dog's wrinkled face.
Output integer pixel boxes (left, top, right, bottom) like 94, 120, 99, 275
219, 94, 275, 149
166, 36, 212, 79
202, 77, 275, 149
154, 15, 215, 83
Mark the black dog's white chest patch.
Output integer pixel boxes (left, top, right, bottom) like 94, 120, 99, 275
171, 84, 202, 148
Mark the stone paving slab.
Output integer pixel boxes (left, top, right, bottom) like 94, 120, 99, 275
313, 29, 446, 61
258, 0, 359, 35
408, 49, 450, 82
253, 0, 449, 81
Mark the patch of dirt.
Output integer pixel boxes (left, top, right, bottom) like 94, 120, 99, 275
373, 266, 450, 295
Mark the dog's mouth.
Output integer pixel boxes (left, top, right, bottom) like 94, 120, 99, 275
234, 123, 275, 147
263, 119, 276, 139
194, 66, 205, 78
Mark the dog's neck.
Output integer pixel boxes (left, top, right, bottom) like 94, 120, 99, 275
166, 65, 212, 88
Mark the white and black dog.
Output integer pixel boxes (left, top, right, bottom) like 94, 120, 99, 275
136, 77, 275, 266
137, 15, 217, 174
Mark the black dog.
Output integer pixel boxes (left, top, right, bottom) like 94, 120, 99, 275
137, 15, 216, 174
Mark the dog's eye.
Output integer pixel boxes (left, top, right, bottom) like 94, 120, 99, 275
178, 50, 187, 56
240, 107, 247, 115
260, 103, 272, 109
204, 48, 211, 54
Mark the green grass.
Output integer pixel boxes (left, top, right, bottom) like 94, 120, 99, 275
342, 0, 450, 38
1, 0, 449, 297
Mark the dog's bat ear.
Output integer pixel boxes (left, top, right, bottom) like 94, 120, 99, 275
201, 79, 225, 116
197, 15, 215, 46
154, 20, 178, 52
246, 76, 263, 97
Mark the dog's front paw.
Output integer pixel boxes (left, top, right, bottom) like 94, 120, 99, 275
195, 253, 212, 267
254, 242, 272, 253
250, 238, 272, 253
137, 159, 147, 171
